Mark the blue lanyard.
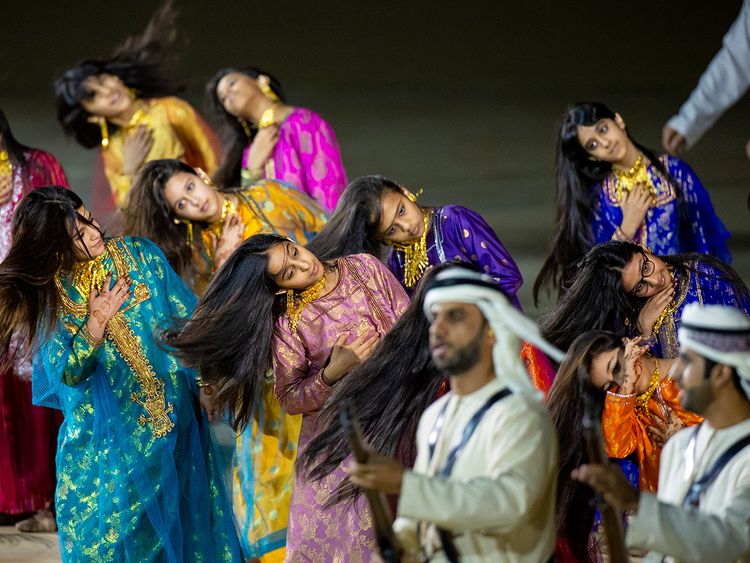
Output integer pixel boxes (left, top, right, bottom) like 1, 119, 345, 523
427, 388, 512, 477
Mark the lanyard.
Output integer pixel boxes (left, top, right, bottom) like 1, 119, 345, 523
427, 388, 512, 477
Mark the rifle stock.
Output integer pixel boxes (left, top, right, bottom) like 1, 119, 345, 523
340, 401, 402, 563
582, 388, 629, 563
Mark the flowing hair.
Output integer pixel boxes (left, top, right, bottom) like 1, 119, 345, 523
0, 187, 101, 364
164, 234, 288, 430
534, 102, 681, 303
298, 265, 447, 505
205, 67, 286, 188
540, 241, 750, 353
54, 0, 181, 148
306, 174, 404, 261
546, 330, 616, 563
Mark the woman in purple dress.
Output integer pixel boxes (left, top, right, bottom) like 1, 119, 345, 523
308, 174, 523, 307
167, 234, 409, 561
207, 67, 347, 212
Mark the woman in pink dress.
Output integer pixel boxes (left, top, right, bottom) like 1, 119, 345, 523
0, 109, 68, 532
207, 67, 347, 212
168, 234, 409, 561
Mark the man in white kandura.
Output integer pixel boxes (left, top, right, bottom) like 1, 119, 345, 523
575, 303, 750, 562
348, 266, 564, 562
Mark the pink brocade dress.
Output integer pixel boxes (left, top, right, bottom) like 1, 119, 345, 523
273, 254, 409, 562
242, 107, 347, 213
0, 149, 68, 514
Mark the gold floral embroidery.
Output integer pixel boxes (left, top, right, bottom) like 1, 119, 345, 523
56, 238, 172, 439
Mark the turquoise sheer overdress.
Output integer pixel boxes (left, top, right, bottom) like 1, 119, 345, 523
32, 237, 242, 562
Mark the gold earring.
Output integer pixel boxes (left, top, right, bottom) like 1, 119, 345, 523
88, 116, 109, 148
173, 217, 194, 248
195, 168, 215, 187
406, 188, 423, 203
238, 119, 252, 138
258, 75, 280, 103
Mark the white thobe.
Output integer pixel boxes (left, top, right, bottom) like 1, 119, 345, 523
667, 0, 750, 148
394, 378, 557, 562
628, 417, 750, 562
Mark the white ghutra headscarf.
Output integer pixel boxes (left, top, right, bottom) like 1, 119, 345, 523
678, 303, 750, 398
423, 267, 564, 398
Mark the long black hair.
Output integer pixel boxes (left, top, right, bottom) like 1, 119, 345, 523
298, 265, 447, 505
534, 102, 680, 303
546, 330, 616, 563
540, 241, 750, 353
306, 174, 404, 261
0, 108, 31, 167
205, 67, 286, 188
54, 1, 181, 149
165, 234, 288, 430
0, 187, 101, 362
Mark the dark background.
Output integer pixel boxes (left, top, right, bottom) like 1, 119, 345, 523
2, 1, 748, 312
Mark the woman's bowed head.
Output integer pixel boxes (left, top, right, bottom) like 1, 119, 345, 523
166, 235, 377, 430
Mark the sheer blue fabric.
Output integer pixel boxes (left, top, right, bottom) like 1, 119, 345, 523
32, 237, 241, 562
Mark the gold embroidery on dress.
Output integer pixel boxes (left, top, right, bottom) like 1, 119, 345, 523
56, 238, 172, 439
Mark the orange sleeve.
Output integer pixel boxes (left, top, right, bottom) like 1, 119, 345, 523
602, 391, 639, 458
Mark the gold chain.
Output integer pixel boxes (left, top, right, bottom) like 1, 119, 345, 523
651, 270, 678, 335
636, 359, 660, 411
613, 153, 656, 202
286, 272, 327, 333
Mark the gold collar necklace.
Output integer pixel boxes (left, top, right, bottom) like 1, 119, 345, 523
258, 105, 279, 129
613, 153, 656, 201
387, 210, 432, 288
286, 269, 329, 333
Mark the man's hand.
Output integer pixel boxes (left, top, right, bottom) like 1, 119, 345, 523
347, 453, 405, 495
662, 125, 687, 155
572, 463, 641, 512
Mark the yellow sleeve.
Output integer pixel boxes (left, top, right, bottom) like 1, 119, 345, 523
164, 97, 222, 176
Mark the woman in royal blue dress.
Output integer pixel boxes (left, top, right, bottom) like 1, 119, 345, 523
534, 102, 730, 303
0, 186, 240, 562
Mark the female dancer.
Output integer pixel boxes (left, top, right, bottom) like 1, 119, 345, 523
548, 331, 701, 562
54, 2, 220, 221
541, 241, 750, 356
307, 175, 556, 392
534, 102, 730, 301
207, 67, 347, 211
0, 186, 241, 561
126, 159, 327, 292
168, 234, 409, 561
0, 109, 68, 532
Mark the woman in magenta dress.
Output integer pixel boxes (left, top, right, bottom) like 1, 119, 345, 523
168, 234, 409, 561
207, 67, 347, 212
0, 109, 68, 531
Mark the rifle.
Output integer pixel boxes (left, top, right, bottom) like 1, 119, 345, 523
340, 401, 402, 563
581, 380, 629, 563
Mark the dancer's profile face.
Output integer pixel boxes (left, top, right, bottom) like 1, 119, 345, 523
163, 171, 223, 224
216, 72, 260, 120
589, 346, 627, 392
266, 241, 325, 291
80, 74, 133, 119
72, 206, 105, 260
576, 113, 631, 164
377, 188, 425, 244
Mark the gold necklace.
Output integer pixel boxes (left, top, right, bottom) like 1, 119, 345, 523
651, 270, 678, 335
0, 150, 12, 177
613, 153, 656, 202
636, 359, 661, 411
71, 250, 110, 297
258, 105, 278, 129
286, 271, 328, 333
123, 102, 147, 132
388, 210, 431, 288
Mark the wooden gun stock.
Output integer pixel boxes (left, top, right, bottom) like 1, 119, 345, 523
582, 389, 629, 563
340, 401, 401, 563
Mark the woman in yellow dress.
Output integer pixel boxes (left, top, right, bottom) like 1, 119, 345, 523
125, 158, 328, 562
54, 2, 220, 224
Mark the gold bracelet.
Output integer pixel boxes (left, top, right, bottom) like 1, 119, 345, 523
80, 322, 105, 347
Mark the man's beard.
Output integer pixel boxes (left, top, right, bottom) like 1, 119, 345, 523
679, 365, 715, 414
433, 326, 485, 376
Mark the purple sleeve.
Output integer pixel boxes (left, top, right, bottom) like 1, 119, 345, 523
272, 320, 333, 416
276, 110, 348, 213
444, 206, 523, 309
